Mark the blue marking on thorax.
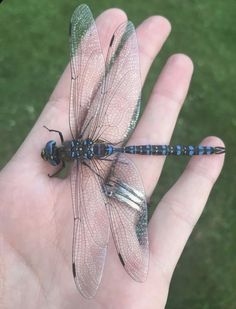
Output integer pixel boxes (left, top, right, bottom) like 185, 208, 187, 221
107, 145, 113, 155
70, 141, 76, 158
83, 139, 92, 146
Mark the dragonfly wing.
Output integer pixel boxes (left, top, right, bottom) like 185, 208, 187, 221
71, 160, 109, 298
105, 154, 149, 281
82, 21, 141, 144
69, 4, 105, 139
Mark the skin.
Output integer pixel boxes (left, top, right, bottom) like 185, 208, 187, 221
0, 8, 225, 309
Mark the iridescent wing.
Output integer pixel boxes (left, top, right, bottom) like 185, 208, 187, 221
69, 4, 105, 139
69, 5, 109, 298
104, 154, 149, 281
86, 154, 149, 281
71, 160, 109, 298
69, 4, 147, 292
81, 19, 148, 280
81, 21, 141, 145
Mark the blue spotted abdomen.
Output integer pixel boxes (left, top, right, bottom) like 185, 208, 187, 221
122, 145, 217, 156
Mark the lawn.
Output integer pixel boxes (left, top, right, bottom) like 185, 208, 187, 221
0, 0, 235, 308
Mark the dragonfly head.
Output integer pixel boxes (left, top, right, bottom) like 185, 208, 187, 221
41, 140, 61, 166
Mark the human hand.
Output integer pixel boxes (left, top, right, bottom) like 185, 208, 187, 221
0, 7, 224, 309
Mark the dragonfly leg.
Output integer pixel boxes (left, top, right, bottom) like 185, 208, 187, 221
43, 126, 64, 143
48, 161, 65, 177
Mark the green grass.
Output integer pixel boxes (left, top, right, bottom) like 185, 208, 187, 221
0, 0, 235, 308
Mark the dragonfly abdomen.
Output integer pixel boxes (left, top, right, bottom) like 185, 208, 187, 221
115, 145, 224, 156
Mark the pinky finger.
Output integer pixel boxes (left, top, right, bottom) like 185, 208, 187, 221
148, 136, 225, 282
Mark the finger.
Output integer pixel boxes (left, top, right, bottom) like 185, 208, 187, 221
129, 53, 194, 196
148, 136, 225, 283
136, 16, 171, 84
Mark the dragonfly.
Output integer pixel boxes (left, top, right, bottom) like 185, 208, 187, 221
41, 4, 225, 298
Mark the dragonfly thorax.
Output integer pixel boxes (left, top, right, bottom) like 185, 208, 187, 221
70, 139, 113, 160
70, 139, 94, 159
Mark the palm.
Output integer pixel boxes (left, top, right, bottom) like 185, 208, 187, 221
0, 7, 224, 309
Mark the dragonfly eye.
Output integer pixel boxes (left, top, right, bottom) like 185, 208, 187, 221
41, 140, 60, 166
